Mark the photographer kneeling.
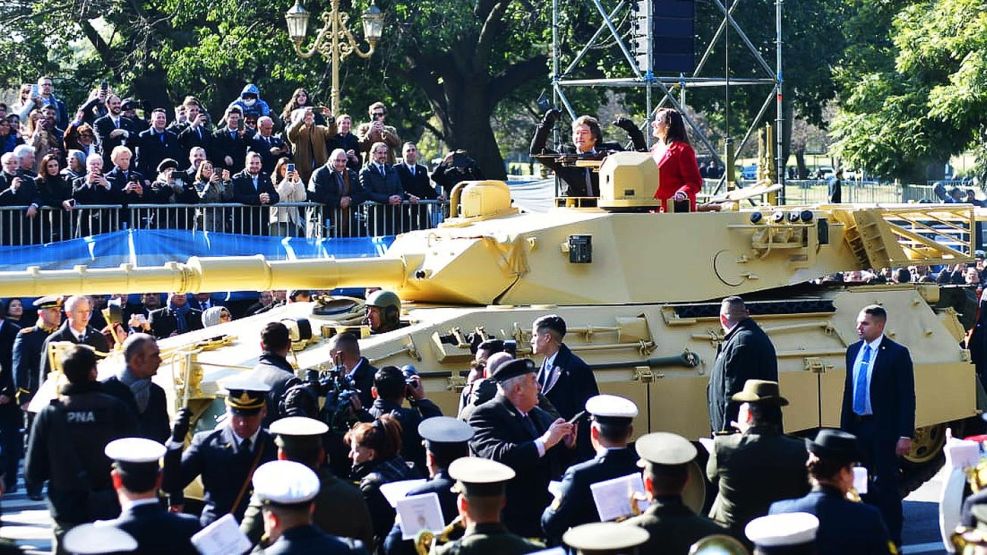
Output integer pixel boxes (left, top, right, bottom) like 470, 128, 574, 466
368, 365, 442, 474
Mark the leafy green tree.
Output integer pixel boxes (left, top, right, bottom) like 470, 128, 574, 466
831, 0, 986, 182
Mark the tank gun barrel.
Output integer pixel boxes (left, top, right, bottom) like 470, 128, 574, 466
0, 255, 408, 297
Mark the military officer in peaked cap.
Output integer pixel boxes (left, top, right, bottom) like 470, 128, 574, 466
13, 295, 63, 499
241, 416, 374, 549
624, 432, 728, 554
162, 375, 276, 526
431, 457, 544, 555
542, 394, 641, 544
103, 437, 201, 554
745, 512, 819, 555
563, 522, 649, 555
252, 460, 368, 554
384, 416, 474, 555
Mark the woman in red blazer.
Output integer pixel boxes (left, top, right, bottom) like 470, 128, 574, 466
651, 108, 702, 212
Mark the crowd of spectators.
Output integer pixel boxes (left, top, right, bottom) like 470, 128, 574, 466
0, 78, 483, 245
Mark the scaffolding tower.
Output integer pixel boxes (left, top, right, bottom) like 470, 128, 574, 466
550, 0, 785, 200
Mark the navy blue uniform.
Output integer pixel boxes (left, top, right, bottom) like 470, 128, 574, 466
13, 324, 53, 406
541, 447, 639, 544
382, 470, 459, 555
770, 485, 893, 554
266, 524, 367, 555
163, 424, 276, 526
108, 501, 201, 555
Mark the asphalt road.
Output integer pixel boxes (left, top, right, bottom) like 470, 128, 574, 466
902, 465, 951, 554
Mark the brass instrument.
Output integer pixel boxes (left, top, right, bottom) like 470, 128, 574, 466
414, 515, 465, 555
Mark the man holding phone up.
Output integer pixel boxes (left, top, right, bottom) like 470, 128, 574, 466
469, 359, 576, 539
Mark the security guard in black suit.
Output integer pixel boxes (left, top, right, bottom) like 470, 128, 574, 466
431, 457, 544, 555
13, 296, 62, 498
383, 417, 473, 555
162, 375, 277, 526
368, 365, 443, 472
104, 437, 201, 555
532, 314, 599, 462
252, 459, 368, 555
542, 394, 640, 544
241, 417, 374, 549
624, 432, 730, 555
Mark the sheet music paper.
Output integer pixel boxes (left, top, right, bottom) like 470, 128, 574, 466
379, 479, 427, 508
396, 492, 445, 540
191, 513, 251, 555
548, 480, 563, 498
589, 473, 650, 521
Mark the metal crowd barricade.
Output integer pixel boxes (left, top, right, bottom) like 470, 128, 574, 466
1, 200, 446, 246
127, 202, 325, 238
0, 205, 122, 246
319, 200, 448, 238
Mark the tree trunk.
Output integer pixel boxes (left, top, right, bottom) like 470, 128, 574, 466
438, 82, 505, 180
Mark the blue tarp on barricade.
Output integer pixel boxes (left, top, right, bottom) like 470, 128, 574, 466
0, 229, 395, 270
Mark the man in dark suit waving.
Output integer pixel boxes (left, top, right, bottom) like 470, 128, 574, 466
532, 314, 599, 460
469, 358, 575, 538
840, 304, 915, 546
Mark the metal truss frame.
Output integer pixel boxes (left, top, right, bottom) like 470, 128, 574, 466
550, 0, 785, 199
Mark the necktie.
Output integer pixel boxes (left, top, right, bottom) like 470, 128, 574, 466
337, 172, 345, 195
159, 132, 165, 144
231, 131, 237, 140
196, 128, 201, 140
520, 414, 539, 439
410, 165, 415, 176
113, 118, 119, 129
240, 438, 252, 453
252, 177, 258, 191
853, 344, 873, 415
378, 164, 385, 175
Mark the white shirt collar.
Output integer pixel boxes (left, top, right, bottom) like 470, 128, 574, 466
231, 426, 261, 446
544, 349, 559, 369
862, 335, 883, 351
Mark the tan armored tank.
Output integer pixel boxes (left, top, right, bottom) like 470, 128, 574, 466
3, 152, 980, 491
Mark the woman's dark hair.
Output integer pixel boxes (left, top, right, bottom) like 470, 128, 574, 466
273, 157, 291, 183
345, 414, 403, 460
807, 455, 849, 482
282, 88, 312, 120
656, 108, 689, 145
38, 153, 61, 181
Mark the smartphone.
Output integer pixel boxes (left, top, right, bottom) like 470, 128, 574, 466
567, 410, 587, 426
100, 80, 108, 92
287, 163, 296, 174
29, 84, 39, 97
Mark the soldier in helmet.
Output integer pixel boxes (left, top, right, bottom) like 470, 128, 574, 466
365, 290, 403, 334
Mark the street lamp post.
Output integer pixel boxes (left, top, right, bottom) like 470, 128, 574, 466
285, 0, 384, 115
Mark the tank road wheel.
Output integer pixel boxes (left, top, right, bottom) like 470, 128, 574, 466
899, 424, 947, 497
